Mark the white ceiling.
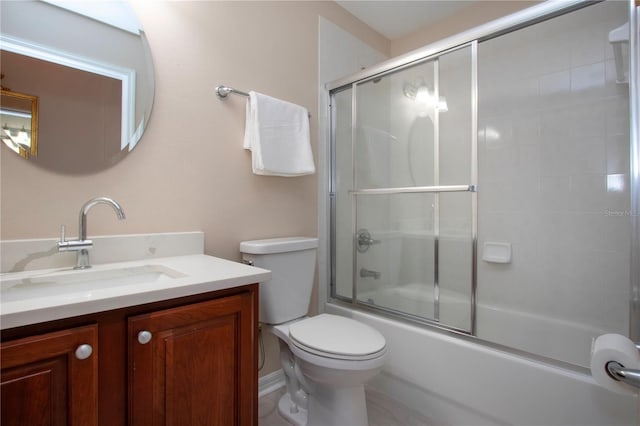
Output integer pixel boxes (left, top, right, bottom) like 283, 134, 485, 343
335, 1, 475, 40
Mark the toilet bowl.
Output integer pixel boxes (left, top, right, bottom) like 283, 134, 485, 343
240, 237, 387, 426
269, 314, 387, 425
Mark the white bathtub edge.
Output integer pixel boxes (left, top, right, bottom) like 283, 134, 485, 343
326, 303, 638, 426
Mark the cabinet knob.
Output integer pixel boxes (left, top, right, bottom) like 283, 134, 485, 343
137, 330, 152, 345
75, 344, 93, 360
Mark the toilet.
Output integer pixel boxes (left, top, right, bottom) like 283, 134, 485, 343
240, 237, 387, 426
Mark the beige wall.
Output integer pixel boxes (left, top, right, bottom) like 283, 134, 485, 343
0, 0, 387, 380
0, 1, 386, 263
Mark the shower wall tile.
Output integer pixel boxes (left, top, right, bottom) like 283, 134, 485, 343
476, 0, 630, 367
572, 138, 606, 174
569, 174, 607, 212
605, 97, 630, 135
570, 62, 606, 93
605, 58, 621, 84
571, 104, 606, 143
538, 37, 572, 76
539, 175, 571, 211
539, 70, 570, 96
570, 28, 606, 68
399, 232, 435, 287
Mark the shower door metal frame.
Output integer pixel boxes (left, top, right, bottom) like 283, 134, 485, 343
629, 0, 639, 342
327, 0, 640, 343
334, 41, 478, 335
327, 1, 589, 92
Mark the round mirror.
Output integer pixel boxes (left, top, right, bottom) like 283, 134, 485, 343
0, 0, 155, 173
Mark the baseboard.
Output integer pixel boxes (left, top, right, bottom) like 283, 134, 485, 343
258, 369, 285, 397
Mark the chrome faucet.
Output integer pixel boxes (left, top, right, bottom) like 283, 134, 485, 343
58, 197, 126, 269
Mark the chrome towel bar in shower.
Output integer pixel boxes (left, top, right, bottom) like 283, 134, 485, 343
605, 342, 640, 390
606, 361, 640, 389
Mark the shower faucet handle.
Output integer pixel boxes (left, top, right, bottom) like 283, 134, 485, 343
357, 229, 381, 253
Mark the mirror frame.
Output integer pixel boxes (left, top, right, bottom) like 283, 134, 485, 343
0, 34, 138, 152
0, 89, 38, 158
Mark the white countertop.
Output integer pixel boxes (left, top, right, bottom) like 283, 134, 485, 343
0, 254, 271, 330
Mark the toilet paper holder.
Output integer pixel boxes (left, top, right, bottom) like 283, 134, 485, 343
605, 342, 640, 390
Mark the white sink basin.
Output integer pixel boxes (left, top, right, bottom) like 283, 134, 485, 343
0, 254, 271, 330
1, 264, 186, 303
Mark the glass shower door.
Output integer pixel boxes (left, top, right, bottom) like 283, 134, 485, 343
331, 45, 476, 332
331, 0, 636, 371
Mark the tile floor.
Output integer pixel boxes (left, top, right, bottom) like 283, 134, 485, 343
259, 386, 438, 426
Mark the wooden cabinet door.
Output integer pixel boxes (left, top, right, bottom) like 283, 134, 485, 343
1, 324, 99, 426
129, 292, 256, 426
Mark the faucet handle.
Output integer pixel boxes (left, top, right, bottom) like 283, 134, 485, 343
58, 238, 93, 252
57, 224, 92, 252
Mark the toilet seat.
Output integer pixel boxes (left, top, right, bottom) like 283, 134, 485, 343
288, 314, 386, 361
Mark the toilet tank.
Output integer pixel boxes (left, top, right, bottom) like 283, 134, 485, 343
240, 237, 318, 325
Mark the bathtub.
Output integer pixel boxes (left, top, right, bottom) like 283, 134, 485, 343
359, 283, 471, 331
358, 282, 611, 367
326, 296, 639, 425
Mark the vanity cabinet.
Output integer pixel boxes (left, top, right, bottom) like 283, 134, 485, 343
1, 324, 99, 426
129, 292, 255, 425
0, 285, 258, 426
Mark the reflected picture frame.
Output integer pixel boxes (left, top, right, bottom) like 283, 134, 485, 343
0, 89, 39, 158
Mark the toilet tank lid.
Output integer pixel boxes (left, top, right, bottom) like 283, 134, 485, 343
240, 237, 318, 254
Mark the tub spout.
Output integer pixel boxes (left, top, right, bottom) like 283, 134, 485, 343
360, 268, 381, 279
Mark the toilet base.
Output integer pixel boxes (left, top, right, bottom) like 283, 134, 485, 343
306, 383, 369, 426
277, 385, 369, 426
269, 318, 384, 425
278, 392, 308, 426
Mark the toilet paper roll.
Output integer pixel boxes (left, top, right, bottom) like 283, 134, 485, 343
590, 333, 640, 395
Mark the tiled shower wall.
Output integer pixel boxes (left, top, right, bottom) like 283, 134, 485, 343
476, 0, 630, 366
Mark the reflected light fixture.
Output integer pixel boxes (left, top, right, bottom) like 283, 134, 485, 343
415, 86, 431, 104
2, 123, 31, 154
16, 126, 30, 145
437, 96, 448, 112
403, 80, 448, 113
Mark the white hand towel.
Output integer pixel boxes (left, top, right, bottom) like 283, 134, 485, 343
243, 91, 315, 176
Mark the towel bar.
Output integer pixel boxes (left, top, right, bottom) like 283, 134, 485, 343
215, 84, 311, 118
215, 85, 249, 98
